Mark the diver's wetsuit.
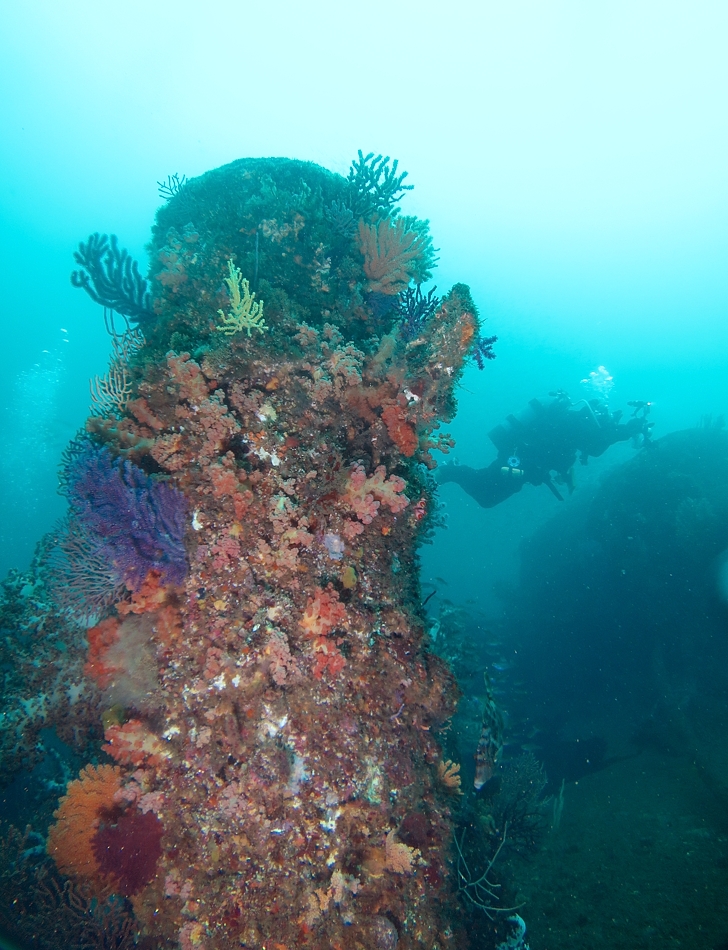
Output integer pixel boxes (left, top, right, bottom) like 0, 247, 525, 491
439, 392, 651, 509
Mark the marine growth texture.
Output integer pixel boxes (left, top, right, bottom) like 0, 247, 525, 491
35, 156, 489, 949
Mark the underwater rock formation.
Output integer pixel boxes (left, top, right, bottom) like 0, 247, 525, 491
507, 426, 728, 727
2, 155, 494, 949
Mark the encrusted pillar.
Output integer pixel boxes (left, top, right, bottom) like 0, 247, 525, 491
47, 156, 491, 949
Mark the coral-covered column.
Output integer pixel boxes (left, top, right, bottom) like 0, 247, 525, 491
47, 155, 492, 950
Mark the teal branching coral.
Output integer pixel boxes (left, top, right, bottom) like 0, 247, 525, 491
346, 149, 414, 217
215, 258, 267, 336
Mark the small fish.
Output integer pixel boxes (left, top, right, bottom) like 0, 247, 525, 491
474, 723, 502, 789
473, 677, 504, 790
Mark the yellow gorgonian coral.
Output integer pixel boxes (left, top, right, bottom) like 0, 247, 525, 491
385, 830, 419, 874
357, 217, 434, 294
216, 259, 267, 336
437, 758, 464, 795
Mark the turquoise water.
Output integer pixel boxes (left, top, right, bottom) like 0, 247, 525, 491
2, 4, 726, 580
1, 4, 727, 949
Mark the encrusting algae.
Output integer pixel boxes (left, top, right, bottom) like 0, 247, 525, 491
1, 153, 498, 950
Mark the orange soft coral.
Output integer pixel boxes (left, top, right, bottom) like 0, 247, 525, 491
86, 613, 160, 713
357, 218, 429, 295
301, 585, 348, 679
311, 637, 347, 679
127, 397, 165, 431
46, 763, 122, 888
117, 570, 169, 616
85, 617, 122, 689
103, 719, 170, 768
149, 432, 186, 472
116, 571, 182, 654
209, 457, 253, 520
381, 401, 418, 457
301, 584, 347, 638
166, 352, 210, 405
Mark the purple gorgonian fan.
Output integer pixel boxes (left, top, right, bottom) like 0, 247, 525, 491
44, 518, 128, 626
63, 441, 188, 591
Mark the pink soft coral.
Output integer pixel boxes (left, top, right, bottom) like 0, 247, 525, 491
301, 584, 347, 638
343, 463, 410, 525
301, 585, 348, 679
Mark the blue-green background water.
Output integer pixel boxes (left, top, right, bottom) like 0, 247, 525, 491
1, 6, 728, 945
2, 1, 726, 592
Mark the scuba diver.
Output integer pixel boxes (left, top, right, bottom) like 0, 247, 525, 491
439, 391, 653, 508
